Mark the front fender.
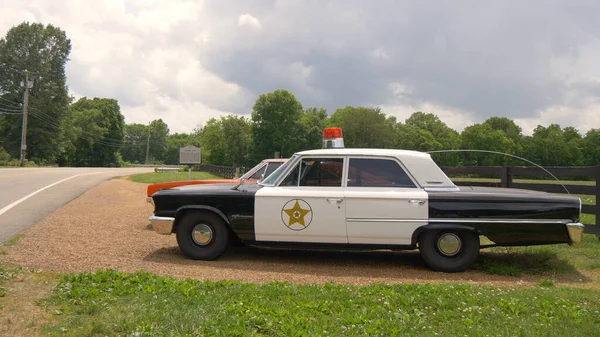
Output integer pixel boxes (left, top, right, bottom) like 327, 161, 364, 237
174, 205, 230, 228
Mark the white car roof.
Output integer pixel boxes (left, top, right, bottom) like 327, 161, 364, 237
296, 148, 431, 159
294, 147, 457, 190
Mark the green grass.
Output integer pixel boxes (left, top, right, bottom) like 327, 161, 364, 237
40, 269, 600, 336
474, 234, 600, 276
127, 172, 222, 184
3, 234, 24, 247
0, 263, 22, 297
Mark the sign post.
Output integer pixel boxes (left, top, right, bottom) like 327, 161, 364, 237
179, 145, 202, 180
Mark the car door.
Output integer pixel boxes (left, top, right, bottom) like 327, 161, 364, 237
343, 156, 428, 245
254, 156, 348, 243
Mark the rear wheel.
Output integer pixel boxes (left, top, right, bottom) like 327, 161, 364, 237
419, 229, 479, 272
176, 211, 229, 260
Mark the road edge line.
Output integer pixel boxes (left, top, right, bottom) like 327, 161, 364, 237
0, 172, 102, 217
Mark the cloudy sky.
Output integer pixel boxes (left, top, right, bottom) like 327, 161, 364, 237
2, 0, 600, 136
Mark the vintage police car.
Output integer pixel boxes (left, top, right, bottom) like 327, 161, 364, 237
148, 128, 584, 272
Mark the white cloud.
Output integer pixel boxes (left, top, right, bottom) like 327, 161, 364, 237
1, 0, 600, 136
237, 14, 261, 29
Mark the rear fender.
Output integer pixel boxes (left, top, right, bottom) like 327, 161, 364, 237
411, 224, 480, 246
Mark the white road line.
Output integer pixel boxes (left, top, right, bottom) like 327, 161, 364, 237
0, 172, 102, 217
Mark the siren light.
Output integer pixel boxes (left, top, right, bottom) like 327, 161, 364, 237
322, 127, 344, 148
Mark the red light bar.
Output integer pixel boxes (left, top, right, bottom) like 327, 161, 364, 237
323, 127, 343, 139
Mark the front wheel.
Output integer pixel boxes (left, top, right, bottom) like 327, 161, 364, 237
419, 230, 480, 272
176, 211, 229, 260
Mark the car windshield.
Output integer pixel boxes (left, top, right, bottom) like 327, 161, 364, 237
259, 156, 297, 186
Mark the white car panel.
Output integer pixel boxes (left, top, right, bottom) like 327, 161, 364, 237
254, 186, 347, 243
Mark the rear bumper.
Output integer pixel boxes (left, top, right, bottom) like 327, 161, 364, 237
149, 215, 175, 234
566, 222, 585, 243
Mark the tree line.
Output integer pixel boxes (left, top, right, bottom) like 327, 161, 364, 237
1, 22, 599, 169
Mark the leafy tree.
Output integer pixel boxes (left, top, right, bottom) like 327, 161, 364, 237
62, 97, 124, 167
405, 112, 460, 165
460, 123, 516, 166
326, 106, 396, 148
300, 107, 328, 151
221, 115, 253, 166
518, 124, 583, 167
148, 119, 169, 163
582, 129, 600, 166
484, 117, 522, 142
121, 123, 148, 164
394, 123, 442, 152
0, 22, 71, 163
251, 89, 305, 160
199, 118, 226, 165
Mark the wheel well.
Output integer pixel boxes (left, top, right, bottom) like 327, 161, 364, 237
173, 208, 239, 241
412, 224, 481, 246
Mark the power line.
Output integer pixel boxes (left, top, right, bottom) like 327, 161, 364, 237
0, 111, 23, 115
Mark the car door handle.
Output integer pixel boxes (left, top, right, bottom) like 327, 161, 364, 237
327, 198, 343, 203
408, 199, 426, 205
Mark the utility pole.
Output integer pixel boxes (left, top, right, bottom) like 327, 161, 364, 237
19, 70, 32, 166
145, 121, 151, 164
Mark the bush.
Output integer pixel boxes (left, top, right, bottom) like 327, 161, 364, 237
0, 147, 10, 161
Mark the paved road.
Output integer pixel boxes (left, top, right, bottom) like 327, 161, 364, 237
0, 167, 154, 244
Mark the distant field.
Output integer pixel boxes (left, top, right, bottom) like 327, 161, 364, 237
126, 172, 222, 184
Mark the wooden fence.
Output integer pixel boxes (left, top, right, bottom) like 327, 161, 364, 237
440, 165, 600, 237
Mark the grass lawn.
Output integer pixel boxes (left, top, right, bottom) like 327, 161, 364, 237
30, 269, 599, 336
126, 171, 222, 184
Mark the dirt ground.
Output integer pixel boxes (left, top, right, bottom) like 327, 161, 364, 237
0, 178, 595, 287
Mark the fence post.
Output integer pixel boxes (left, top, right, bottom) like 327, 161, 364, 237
595, 166, 600, 238
500, 167, 512, 188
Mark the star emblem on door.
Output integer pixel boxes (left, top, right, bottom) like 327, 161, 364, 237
281, 199, 313, 231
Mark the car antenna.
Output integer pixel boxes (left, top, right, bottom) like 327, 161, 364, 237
426, 149, 571, 194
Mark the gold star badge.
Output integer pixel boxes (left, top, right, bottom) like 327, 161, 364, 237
283, 200, 311, 227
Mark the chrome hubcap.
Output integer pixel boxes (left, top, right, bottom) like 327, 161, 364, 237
437, 233, 462, 256
192, 224, 213, 246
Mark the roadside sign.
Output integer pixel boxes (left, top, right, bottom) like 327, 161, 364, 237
179, 145, 201, 165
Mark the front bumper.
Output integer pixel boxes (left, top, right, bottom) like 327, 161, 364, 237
149, 215, 175, 234
566, 222, 585, 243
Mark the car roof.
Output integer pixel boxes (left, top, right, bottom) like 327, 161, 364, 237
295, 148, 431, 159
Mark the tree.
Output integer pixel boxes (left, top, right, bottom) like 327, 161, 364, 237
326, 106, 396, 148
199, 118, 226, 165
121, 123, 148, 164
460, 123, 516, 166
394, 123, 443, 152
582, 129, 600, 166
0, 22, 72, 163
405, 112, 460, 165
148, 119, 169, 163
221, 115, 253, 166
299, 107, 328, 151
251, 89, 305, 160
518, 124, 583, 167
484, 117, 522, 142
62, 97, 125, 167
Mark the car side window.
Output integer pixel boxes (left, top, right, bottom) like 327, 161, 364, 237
347, 158, 416, 188
280, 158, 344, 187
264, 162, 283, 177
247, 166, 266, 180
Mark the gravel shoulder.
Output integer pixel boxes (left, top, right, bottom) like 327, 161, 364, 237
1, 178, 597, 288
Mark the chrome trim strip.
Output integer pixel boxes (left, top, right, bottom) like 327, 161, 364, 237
566, 222, 585, 243
149, 215, 175, 234
429, 218, 571, 224
347, 218, 428, 223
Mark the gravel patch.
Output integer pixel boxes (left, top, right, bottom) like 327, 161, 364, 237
0, 179, 594, 287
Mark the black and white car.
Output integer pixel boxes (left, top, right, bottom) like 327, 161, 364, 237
148, 128, 584, 272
